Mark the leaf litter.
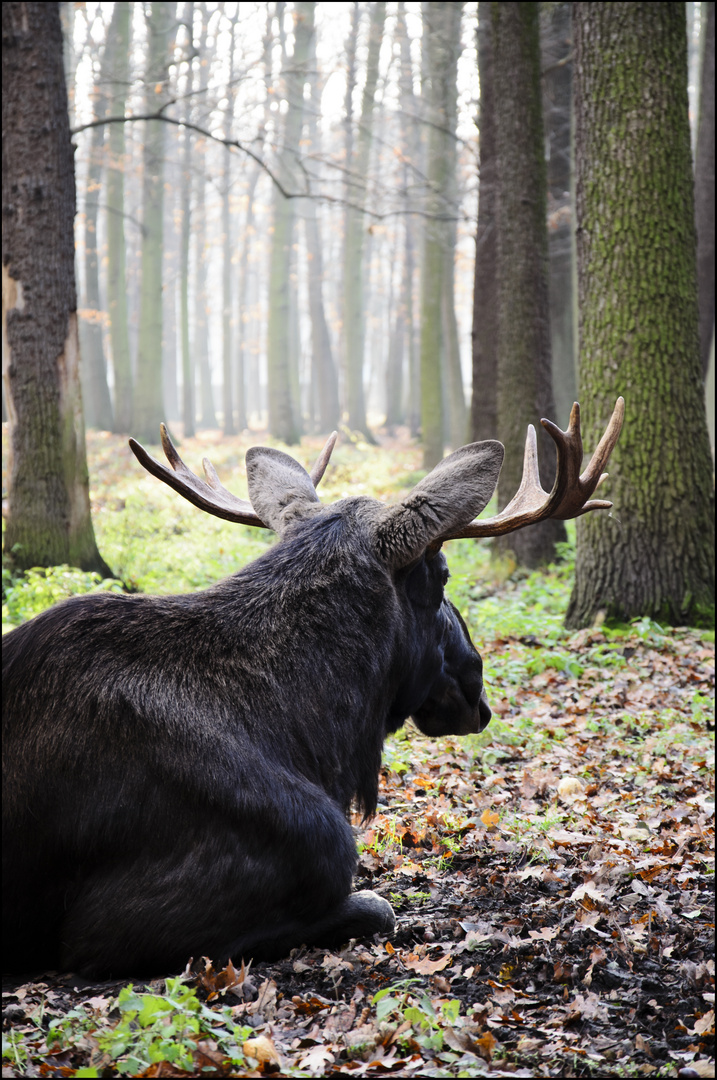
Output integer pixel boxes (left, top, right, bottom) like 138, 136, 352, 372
4, 618, 712, 1078
2, 430, 715, 1077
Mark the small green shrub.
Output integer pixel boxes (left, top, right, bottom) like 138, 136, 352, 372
2, 565, 123, 631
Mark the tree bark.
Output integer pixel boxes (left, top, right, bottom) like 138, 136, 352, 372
105, 0, 133, 434
471, 2, 498, 443
2, 1, 110, 575
695, 0, 715, 381
567, 2, 715, 628
492, 1, 565, 567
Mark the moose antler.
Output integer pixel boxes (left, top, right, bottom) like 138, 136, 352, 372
440, 397, 624, 540
128, 426, 338, 527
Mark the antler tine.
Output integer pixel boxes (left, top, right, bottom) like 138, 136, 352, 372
440, 397, 624, 540
577, 395, 624, 491
541, 396, 624, 520
129, 426, 340, 528
309, 431, 338, 487
129, 425, 267, 527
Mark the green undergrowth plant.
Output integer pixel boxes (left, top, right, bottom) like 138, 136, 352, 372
2, 979, 254, 1078
2, 564, 123, 632
373, 981, 465, 1058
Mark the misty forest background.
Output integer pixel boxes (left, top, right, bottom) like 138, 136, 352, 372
1, 0, 715, 630
61, 2, 714, 448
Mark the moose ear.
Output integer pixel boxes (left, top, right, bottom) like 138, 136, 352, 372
375, 441, 504, 567
245, 447, 321, 535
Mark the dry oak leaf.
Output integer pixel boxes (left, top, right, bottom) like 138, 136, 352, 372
297, 1044, 335, 1072
403, 951, 451, 975
475, 1030, 498, 1061
242, 1034, 281, 1066
570, 881, 611, 905
480, 808, 500, 829
689, 1010, 715, 1036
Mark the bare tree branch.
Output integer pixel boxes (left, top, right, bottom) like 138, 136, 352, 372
71, 109, 469, 222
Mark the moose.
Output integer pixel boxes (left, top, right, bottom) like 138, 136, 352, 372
3, 400, 623, 977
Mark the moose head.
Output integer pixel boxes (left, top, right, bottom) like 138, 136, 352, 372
2, 400, 623, 977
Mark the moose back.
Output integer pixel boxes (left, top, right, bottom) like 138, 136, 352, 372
2, 401, 623, 977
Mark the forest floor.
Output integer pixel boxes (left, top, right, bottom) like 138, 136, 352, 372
2, 426, 715, 1077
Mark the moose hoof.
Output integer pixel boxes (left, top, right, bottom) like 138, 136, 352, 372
339, 890, 396, 938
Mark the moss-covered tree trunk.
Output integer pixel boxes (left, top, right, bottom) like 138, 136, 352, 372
566, 2, 715, 629
133, 1, 175, 443
106, 0, 133, 434
695, 0, 714, 381
2, 1, 110, 575
492, 1, 565, 567
471, 1, 498, 443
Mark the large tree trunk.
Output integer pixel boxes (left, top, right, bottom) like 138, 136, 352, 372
492, 1, 565, 567
342, 1, 385, 442
695, 0, 715, 381
471, 2, 498, 443
133, 2, 176, 442
105, 0, 133, 434
567, 2, 715, 629
2, 2, 110, 575
540, 0, 576, 428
